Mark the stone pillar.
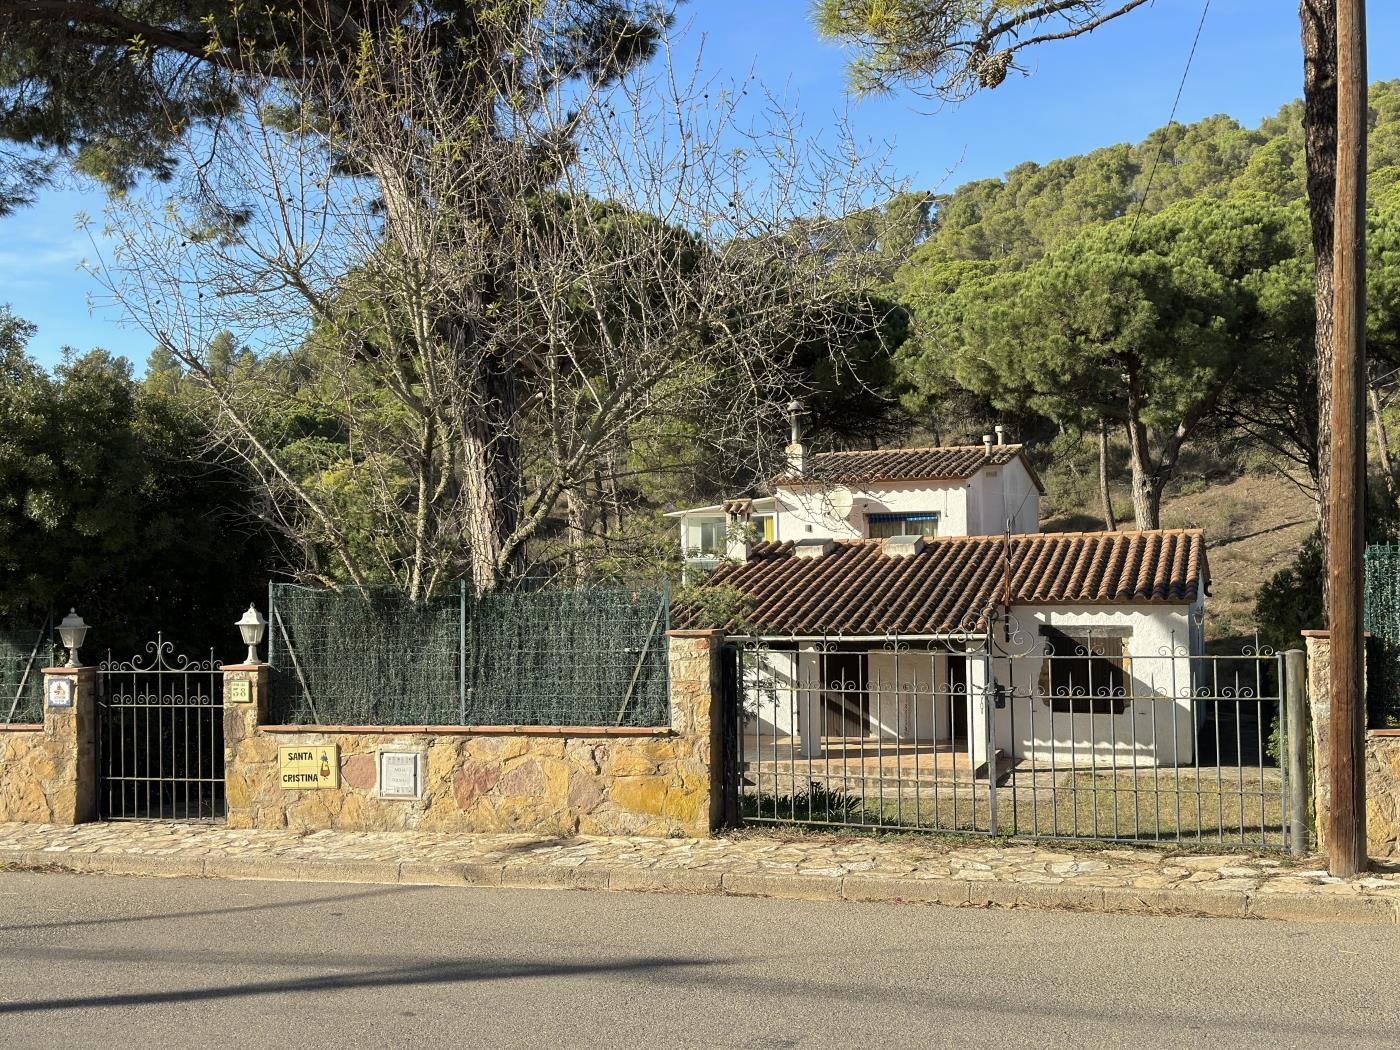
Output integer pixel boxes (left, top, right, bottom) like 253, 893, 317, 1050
665, 630, 724, 835
39, 665, 97, 824
1305, 632, 1334, 854
1305, 630, 1377, 857
223, 664, 269, 830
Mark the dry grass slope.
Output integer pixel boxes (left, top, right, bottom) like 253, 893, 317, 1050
1042, 473, 1314, 644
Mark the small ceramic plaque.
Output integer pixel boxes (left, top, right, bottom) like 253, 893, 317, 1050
46, 676, 73, 709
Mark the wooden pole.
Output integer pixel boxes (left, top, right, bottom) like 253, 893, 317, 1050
1326, 0, 1368, 877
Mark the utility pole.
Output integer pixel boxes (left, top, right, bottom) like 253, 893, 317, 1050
1327, 0, 1368, 877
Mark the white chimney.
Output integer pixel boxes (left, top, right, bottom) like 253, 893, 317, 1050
722, 498, 754, 562
793, 538, 835, 559
994, 424, 1006, 445
785, 399, 807, 475
982, 433, 994, 455
881, 534, 927, 558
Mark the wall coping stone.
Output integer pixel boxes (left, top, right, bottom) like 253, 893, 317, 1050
664, 629, 723, 639
222, 663, 268, 672
259, 723, 677, 737
1301, 629, 1373, 638
0, 724, 43, 733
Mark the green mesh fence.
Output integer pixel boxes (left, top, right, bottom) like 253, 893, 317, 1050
1364, 545, 1400, 728
267, 582, 670, 727
0, 624, 54, 725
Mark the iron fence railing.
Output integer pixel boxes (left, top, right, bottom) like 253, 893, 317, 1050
266, 581, 671, 728
727, 623, 1304, 851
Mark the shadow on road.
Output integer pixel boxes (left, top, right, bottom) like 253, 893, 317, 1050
0, 954, 714, 1015
0, 882, 423, 934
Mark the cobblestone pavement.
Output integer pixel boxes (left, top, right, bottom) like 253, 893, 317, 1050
1, 820, 1398, 923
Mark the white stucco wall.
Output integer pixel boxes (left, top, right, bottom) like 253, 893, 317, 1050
1000, 603, 1199, 766
741, 601, 1203, 771
968, 459, 1041, 534
772, 456, 1041, 543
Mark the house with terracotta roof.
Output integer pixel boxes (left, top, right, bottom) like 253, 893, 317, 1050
671, 416, 1211, 774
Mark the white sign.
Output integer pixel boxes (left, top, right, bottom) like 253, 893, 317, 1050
378, 751, 422, 800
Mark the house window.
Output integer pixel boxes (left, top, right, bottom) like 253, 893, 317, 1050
1040, 627, 1130, 715
756, 515, 776, 542
867, 512, 939, 539
685, 518, 726, 557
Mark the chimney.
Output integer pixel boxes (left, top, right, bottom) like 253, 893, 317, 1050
982, 433, 994, 456
785, 399, 806, 476
994, 424, 1006, 445
722, 498, 754, 562
881, 534, 927, 558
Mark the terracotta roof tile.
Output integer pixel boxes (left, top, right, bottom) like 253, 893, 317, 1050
775, 444, 1043, 492
675, 529, 1208, 635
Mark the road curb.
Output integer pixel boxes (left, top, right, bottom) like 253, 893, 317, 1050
3, 846, 1396, 924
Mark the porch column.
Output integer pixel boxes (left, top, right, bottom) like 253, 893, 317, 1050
796, 643, 822, 759
39, 665, 98, 824
966, 654, 990, 768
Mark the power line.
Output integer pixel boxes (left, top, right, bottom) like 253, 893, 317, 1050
1125, 0, 1212, 246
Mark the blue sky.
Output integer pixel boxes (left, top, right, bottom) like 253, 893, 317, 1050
4, 0, 1397, 369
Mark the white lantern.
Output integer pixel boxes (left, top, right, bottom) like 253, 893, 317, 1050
236, 605, 268, 665
57, 609, 89, 668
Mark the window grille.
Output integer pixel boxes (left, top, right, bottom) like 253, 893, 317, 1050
867, 512, 940, 539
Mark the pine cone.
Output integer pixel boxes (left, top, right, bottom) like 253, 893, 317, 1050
978, 49, 1012, 89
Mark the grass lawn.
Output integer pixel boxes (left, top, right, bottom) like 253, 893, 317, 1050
741, 767, 1290, 849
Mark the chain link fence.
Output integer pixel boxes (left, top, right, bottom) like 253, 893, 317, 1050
0, 622, 55, 725
267, 582, 670, 727
1364, 545, 1400, 728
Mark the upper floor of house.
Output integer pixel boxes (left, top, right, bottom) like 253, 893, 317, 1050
668, 425, 1044, 573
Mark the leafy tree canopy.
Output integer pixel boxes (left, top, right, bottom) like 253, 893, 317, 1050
0, 307, 270, 654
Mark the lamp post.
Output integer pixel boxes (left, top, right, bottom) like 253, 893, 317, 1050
236, 605, 268, 665
56, 609, 89, 668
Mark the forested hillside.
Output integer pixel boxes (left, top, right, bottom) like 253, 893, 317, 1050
881, 82, 1400, 531
863, 82, 1400, 638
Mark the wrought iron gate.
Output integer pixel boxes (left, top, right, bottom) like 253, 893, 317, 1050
723, 619, 1305, 850
97, 635, 225, 821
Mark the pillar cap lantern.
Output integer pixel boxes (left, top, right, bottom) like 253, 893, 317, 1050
236, 604, 268, 665
57, 609, 88, 668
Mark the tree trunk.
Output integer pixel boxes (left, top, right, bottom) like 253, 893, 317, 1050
1371, 383, 1397, 498
1125, 438, 1162, 531
1098, 418, 1118, 531
1300, 0, 1338, 524
565, 479, 597, 583
1123, 370, 1164, 530
1124, 417, 1162, 530
458, 355, 522, 595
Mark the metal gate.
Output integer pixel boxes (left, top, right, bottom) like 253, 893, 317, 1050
723, 616, 1307, 851
97, 635, 225, 821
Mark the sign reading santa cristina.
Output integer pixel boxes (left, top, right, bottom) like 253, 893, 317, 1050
278, 745, 339, 790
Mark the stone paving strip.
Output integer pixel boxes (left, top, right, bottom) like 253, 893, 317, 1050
1, 821, 1398, 924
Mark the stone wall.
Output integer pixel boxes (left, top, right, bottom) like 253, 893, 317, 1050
224, 631, 723, 837
0, 667, 96, 824
1306, 632, 1400, 858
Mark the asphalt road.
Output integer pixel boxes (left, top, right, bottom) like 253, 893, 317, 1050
0, 871, 1397, 1049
